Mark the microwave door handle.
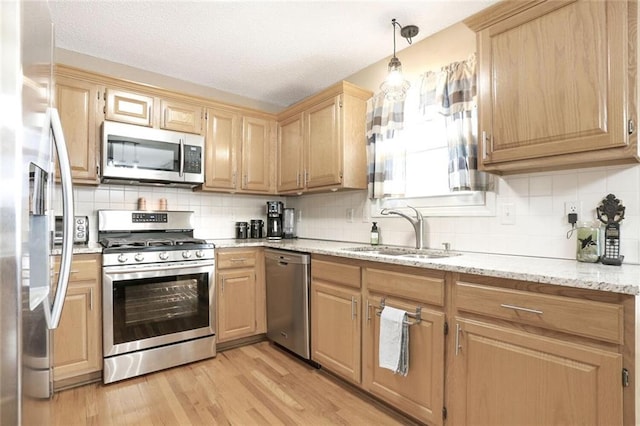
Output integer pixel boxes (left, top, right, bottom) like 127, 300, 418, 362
179, 138, 184, 177
48, 107, 75, 330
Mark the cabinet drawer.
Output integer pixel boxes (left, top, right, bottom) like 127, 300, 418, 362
312, 259, 360, 289
365, 268, 444, 307
455, 281, 624, 344
53, 255, 100, 283
217, 249, 257, 269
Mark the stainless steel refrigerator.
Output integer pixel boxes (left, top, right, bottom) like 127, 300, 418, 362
1, 1, 75, 424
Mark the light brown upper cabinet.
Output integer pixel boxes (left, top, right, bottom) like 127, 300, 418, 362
277, 81, 372, 194
105, 89, 203, 134
465, 0, 638, 174
105, 88, 155, 127
202, 107, 276, 194
54, 73, 101, 184
160, 99, 203, 134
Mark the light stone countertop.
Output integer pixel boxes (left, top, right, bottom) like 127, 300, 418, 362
211, 238, 640, 296
52, 242, 103, 256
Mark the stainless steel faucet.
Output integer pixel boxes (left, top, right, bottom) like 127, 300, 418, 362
380, 205, 424, 249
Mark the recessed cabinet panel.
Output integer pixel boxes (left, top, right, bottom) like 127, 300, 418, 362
105, 88, 154, 127
241, 116, 272, 192
203, 108, 238, 190
452, 319, 622, 425
311, 280, 361, 384
55, 76, 100, 184
161, 99, 202, 134
216, 248, 265, 343
277, 114, 304, 192
52, 254, 102, 388
217, 269, 257, 342
363, 295, 445, 426
305, 96, 342, 189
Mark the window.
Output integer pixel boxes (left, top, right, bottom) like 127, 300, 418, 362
370, 86, 496, 218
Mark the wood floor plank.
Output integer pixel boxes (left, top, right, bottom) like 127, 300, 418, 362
48, 341, 412, 426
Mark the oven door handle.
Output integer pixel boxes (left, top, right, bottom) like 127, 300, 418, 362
103, 260, 214, 275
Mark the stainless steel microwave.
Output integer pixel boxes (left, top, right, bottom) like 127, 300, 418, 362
102, 121, 204, 187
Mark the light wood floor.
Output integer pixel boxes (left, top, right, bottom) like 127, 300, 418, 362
45, 341, 414, 425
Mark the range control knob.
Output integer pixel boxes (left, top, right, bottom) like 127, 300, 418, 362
159, 252, 169, 261
195, 250, 204, 258
117, 254, 128, 263
182, 251, 192, 259
134, 253, 144, 262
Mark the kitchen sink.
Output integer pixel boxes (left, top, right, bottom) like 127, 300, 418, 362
340, 246, 460, 259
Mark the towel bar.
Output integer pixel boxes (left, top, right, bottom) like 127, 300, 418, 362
375, 298, 422, 325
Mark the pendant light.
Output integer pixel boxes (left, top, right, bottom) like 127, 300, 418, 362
380, 18, 419, 101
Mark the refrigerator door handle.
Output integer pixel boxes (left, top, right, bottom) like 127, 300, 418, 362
48, 107, 74, 329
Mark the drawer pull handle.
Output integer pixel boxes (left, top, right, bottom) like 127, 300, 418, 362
500, 304, 543, 315
229, 258, 247, 262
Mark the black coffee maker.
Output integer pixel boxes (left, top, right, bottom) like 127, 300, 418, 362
266, 201, 284, 240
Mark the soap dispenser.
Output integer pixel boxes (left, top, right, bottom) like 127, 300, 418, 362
370, 222, 380, 245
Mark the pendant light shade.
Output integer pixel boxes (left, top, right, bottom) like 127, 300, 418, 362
380, 18, 419, 101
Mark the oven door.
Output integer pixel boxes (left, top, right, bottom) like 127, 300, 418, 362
102, 260, 215, 357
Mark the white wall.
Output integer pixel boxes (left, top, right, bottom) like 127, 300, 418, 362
287, 165, 640, 263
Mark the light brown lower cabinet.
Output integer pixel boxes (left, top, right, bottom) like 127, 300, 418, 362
52, 253, 102, 390
310, 258, 362, 384
310, 257, 634, 425
451, 318, 622, 425
449, 276, 627, 426
216, 248, 266, 343
363, 295, 445, 425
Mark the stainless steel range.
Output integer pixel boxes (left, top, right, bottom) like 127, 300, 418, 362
98, 210, 215, 384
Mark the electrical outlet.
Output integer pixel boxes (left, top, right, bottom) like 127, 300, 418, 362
565, 201, 579, 215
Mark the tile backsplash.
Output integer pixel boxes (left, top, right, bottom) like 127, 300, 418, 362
60, 163, 640, 264
56, 185, 284, 243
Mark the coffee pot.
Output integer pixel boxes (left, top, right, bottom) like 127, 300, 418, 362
266, 201, 283, 240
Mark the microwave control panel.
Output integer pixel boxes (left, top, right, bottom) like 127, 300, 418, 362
184, 145, 202, 174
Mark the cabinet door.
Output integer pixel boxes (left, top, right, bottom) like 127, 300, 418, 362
363, 295, 445, 426
310, 280, 361, 384
52, 255, 101, 386
55, 76, 100, 184
278, 113, 304, 192
305, 95, 342, 189
203, 108, 238, 190
451, 318, 623, 425
479, 0, 629, 167
240, 116, 272, 192
161, 99, 203, 134
105, 88, 154, 127
217, 268, 257, 342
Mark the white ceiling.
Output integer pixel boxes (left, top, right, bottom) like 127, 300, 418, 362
49, 0, 497, 108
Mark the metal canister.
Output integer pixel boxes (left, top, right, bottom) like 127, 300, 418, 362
250, 219, 264, 238
235, 222, 248, 239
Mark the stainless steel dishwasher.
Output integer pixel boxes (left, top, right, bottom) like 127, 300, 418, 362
265, 249, 311, 359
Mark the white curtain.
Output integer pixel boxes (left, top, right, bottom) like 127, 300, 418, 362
365, 93, 406, 199
419, 54, 494, 192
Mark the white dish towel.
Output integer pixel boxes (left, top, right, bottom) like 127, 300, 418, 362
378, 306, 409, 376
